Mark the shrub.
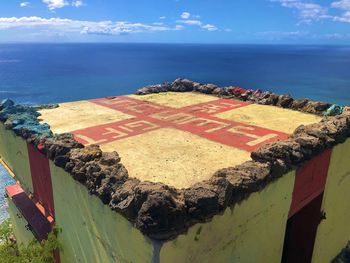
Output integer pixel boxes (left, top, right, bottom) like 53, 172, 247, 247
0, 219, 61, 263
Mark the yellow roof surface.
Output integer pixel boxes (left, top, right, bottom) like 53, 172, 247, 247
39, 92, 321, 188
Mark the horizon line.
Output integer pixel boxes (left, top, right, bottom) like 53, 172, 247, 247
0, 41, 350, 46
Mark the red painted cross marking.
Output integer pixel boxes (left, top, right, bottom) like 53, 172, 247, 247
72, 96, 288, 152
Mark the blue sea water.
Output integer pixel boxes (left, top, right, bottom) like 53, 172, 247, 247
1, 44, 350, 105
0, 43, 350, 221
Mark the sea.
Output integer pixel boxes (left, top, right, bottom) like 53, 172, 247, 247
0, 43, 350, 222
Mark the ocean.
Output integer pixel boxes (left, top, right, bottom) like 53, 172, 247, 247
0, 43, 350, 221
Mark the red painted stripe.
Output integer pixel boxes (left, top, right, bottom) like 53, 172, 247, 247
53, 249, 61, 263
27, 143, 61, 263
5, 184, 52, 241
288, 149, 332, 218
27, 143, 55, 219
282, 150, 332, 262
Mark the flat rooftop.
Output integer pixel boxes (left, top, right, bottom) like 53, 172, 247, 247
39, 92, 321, 189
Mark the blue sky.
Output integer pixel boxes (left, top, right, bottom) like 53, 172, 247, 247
0, 0, 349, 44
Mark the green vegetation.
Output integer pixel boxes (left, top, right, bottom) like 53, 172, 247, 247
0, 219, 61, 263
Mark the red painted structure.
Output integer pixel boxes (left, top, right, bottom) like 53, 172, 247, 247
288, 149, 332, 218
5, 144, 62, 262
5, 184, 52, 241
27, 143, 56, 219
27, 144, 61, 263
282, 150, 333, 263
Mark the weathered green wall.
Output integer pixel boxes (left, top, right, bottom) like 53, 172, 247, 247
49, 164, 298, 263
312, 138, 350, 263
159, 171, 295, 263
49, 164, 297, 263
0, 123, 32, 193
49, 163, 156, 263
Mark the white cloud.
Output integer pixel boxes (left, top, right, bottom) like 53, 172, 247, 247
0, 16, 183, 35
258, 30, 309, 37
333, 11, 350, 22
311, 32, 350, 39
176, 19, 219, 31
323, 33, 346, 39
256, 30, 310, 41
176, 20, 219, 31
20, 2, 30, 7
82, 22, 176, 35
332, 0, 350, 10
257, 30, 350, 40
0, 14, 220, 38
177, 19, 202, 26
332, 0, 350, 23
42, 0, 84, 9
159, 16, 166, 20
175, 25, 184, 30
202, 24, 218, 31
180, 12, 191, 19
72, 0, 83, 7
270, 0, 329, 23
271, 0, 350, 24
43, 0, 68, 10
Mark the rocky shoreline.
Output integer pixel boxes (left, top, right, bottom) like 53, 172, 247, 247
1, 80, 350, 241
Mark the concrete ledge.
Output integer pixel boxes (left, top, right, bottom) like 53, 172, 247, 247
135, 79, 339, 116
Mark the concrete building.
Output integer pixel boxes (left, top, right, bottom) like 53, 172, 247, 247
1, 80, 350, 263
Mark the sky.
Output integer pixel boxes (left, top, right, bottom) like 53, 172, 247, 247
0, 0, 349, 44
